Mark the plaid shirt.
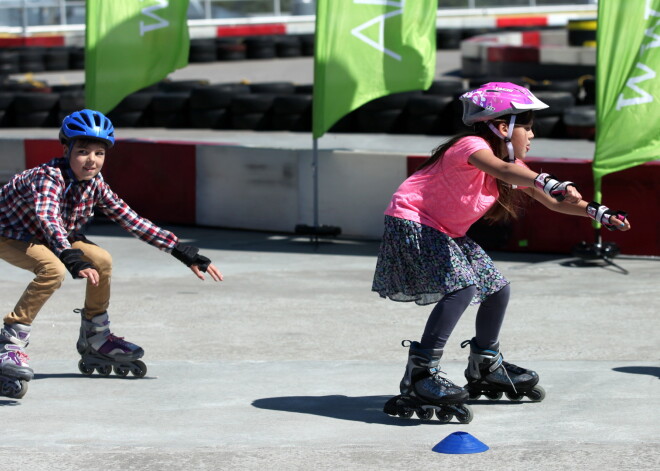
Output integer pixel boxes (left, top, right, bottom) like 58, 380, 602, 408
0, 157, 178, 255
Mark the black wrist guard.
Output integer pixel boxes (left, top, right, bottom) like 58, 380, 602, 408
171, 243, 211, 272
59, 248, 94, 278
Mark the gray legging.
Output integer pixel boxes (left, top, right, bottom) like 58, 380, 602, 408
419, 284, 511, 351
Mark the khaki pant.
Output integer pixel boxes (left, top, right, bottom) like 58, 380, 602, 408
0, 236, 112, 325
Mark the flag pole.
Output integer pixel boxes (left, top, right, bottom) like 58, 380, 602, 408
313, 137, 319, 228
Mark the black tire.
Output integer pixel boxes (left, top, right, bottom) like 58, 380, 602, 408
272, 94, 312, 115
0, 51, 19, 74
149, 92, 190, 127
532, 91, 576, 118
404, 95, 454, 117
12, 92, 60, 113
58, 91, 85, 113
114, 92, 155, 113
188, 108, 230, 129
360, 91, 418, 112
249, 81, 296, 95
404, 115, 444, 135
425, 80, 466, 96
216, 38, 247, 61
159, 79, 208, 92
295, 84, 314, 95
230, 112, 269, 130
190, 88, 236, 110
0, 92, 15, 110
106, 110, 144, 127
328, 111, 358, 133
69, 47, 85, 70
44, 47, 70, 71
299, 34, 315, 56
436, 29, 462, 50
275, 36, 302, 58
229, 94, 275, 115
245, 36, 276, 59
528, 78, 580, 96
14, 110, 57, 127
356, 109, 403, 133
16, 47, 46, 73
189, 38, 217, 63
533, 115, 565, 138
580, 76, 596, 105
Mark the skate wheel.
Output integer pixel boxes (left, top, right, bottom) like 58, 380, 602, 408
485, 391, 503, 400
97, 365, 112, 376
455, 404, 474, 424
527, 385, 546, 402
78, 359, 94, 376
416, 408, 434, 420
468, 391, 481, 400
13, 380, 28, 399
435, 409, 453, 423
113, 366, 129, 377
397, 407, 413, 418
130, 360, 147, 378
505, 391, 524, 401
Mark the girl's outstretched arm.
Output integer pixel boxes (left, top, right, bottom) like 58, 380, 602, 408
522, 187, 631, 231
468, 149, 582, 203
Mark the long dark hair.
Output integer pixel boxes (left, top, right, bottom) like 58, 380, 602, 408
416, 110, 534, 223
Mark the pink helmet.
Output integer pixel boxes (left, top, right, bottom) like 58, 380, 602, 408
460, 82, 548, 126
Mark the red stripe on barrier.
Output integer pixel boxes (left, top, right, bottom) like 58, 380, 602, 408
487, 45, 539, 63
0, 36, 65, 47
497, 16, 548, 28
406, 155, 659, 256
217, 24, 287, 37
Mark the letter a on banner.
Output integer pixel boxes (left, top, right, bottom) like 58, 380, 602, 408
85, 0, 190, 114
313, 0, 438, 138
593, 0, 660, 204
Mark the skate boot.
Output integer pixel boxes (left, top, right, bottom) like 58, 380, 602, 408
0, 323, 33, 399
75, 309, 147, 378
384, 340, 473, 423
461, 338, 545, 402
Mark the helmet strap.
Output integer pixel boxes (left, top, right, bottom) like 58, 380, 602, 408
487, 114, 516, 162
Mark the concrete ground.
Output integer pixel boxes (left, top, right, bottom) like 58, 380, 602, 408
1, 48, 658, 471
0, 223, 658, 470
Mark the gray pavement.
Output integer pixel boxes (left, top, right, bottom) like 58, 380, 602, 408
1, 223, 658, 470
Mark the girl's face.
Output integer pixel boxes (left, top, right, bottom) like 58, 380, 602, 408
497, 121, 535, 160
66, 140, 107, 181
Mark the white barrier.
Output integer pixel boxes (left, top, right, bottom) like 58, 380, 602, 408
195, 144, 410, 238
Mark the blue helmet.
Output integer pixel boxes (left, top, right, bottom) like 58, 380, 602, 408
59, 109, 115, 147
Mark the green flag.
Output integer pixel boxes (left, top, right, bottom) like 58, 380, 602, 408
593, 0, 660, 203
85, 0, 190, 114
313, 0, 438, 138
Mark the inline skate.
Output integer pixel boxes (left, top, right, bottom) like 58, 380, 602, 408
75, 309, 147, 378
383, 340, 473, 423
0, 323, 33, 399
461, 338, 545, 402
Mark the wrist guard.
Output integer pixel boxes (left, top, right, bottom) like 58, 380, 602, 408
534, 172, 576, 202
171, 243, 211, 272
586, 201, 627, 231
59, 248, 94, 278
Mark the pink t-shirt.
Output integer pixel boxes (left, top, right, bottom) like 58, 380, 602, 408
385, 136, 528, 237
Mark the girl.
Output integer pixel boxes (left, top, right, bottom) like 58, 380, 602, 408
0, 109, 223, 399
374, 82, 630, 422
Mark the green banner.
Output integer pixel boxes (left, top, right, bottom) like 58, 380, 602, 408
313, 0, 438, 138
594, 0, 660, 202
85, 0, 190, 114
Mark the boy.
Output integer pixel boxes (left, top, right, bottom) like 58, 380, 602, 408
0, 109, 222, 398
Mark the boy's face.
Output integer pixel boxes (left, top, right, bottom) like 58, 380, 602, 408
65, 139, 107, 181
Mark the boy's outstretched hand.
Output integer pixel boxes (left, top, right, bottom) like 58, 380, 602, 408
191, 263, 223, 281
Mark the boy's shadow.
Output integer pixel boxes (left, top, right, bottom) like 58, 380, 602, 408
612, 366, 660, 379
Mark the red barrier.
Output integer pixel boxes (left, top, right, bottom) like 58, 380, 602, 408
496, 16, 548, 28
406, 155, 659, 256
24, 139, 196, 225
0, 36, 65, 47
217, 24, 287, 37
487, 45, 540, 63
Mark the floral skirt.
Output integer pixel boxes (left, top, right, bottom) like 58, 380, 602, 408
372, 216, 509, 305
